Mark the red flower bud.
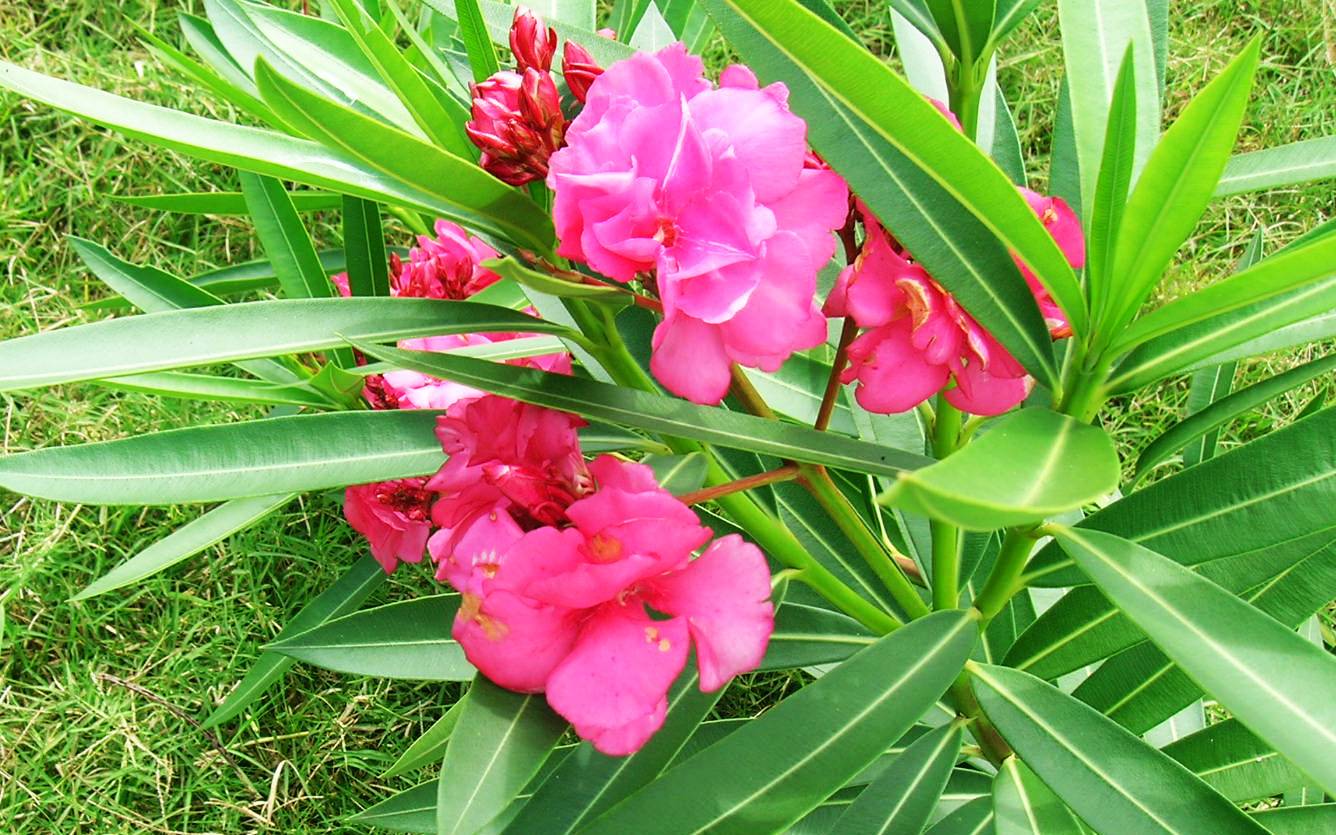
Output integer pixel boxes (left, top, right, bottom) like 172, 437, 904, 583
465, 69, 566, 186
562, 40, 604, 104
509, 7, 557, 73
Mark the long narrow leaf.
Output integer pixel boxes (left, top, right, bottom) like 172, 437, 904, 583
342, 196, 391, 297
1215, 136, 1336, 197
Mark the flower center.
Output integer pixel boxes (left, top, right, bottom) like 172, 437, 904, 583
587, 532, 624, 563
653, 217, 679, 248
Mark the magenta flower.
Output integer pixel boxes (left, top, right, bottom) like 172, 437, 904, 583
509, 7, 557, 74
561, 40, 603, 103
467, 68, 565, 186
547, 46, 848, 404
1017, 188, 1084, 339
440, 455, 774, 754
343, 478, 434, 573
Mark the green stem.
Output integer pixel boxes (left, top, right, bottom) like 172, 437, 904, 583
949, 671, 1012, 765
930, 398, 964, 610
970, 528, 1039, 622
799, 465, 930, 620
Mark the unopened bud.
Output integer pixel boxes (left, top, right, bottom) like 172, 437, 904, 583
562, 41, 604, 103
509, 7, 557, 73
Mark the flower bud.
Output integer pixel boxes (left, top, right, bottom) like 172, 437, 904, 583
509, 7, 557, 73
466, 69, 565, 186
562, 41, 603, 103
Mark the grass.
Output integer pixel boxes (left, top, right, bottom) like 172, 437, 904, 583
0, 0, 1332, 831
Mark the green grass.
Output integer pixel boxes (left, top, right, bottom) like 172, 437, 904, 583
0, 0, 1332, 831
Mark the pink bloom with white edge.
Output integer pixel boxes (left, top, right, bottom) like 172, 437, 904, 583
441, 456, 774, 754
343, 478, 434, 573
547, 46, 848, 404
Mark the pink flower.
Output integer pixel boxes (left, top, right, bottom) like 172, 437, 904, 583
561, 40, 603, 103
1017, 188, 1084, 339
547, 45, 848, 404
344, 478, 434, 573
831, 212, 1032, 416
509, 7, 557, 74
441, 456, 774, 754
467, 68, 565, 186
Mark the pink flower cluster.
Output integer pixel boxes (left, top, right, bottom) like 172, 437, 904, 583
429, 401, 773, 754
547, 45, 848, 404
335, 219, 570, 572
827, 190, 1083, 416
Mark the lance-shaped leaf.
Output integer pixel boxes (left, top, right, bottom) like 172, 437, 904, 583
185, 249, 350, 295
253, 57, 553, 251
349, 779, 438, 833
1027, 406, 1336, 587
1215, 136, 1336, 197
831, 722, 963, 834
992, 757, 1085, 835
1101, 40, 1260, 335
453, 0, 501, 81
383, 700, 466, 778
96, 372, 333, 409
240, 173, 338, 299
1085, 45, 1140, 322
0, 60, 518, 233
203, 555, 387, 728
484, 257, 629, 303
349, 342, 933, 477
115, 190, 341, 214
1249, 805, 1336, 835
1057, 0, 1160, 221
0, 297, 562, 393
972, 663, 1265, 833
0, 410, 446, 504
502, 670, 724, 834
437, 676, 568, 835
759, 601, 877, 671
697, 0, 1076, 378
640, 453, 709, 496
1051, 526, 1336, 796
268, 595, 472, 680
581, 610, 978, 834
880, 409, 1119, 531
1135, 353, 1336, 482
1162, 718, 1311, 804
73, 493, 294, 600
341, 195, 390, 297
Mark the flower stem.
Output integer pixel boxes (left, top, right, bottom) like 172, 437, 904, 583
679, 465, 800, 506
798, 464, 930, 620
930, 398, 964, 610
730, 365, 777, 419
814, 318, 858, 432
970, 527, 1039, 622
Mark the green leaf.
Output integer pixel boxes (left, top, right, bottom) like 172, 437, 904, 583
1102, 40, 1261, 335
349, 342, 934, 477
759, 601, 876, 671
1057, 0, 1159, 221
501, 670, 723, 834
1182, 359, 1238, 468
609, 0, 653, 38
342, 195, 390, 297
0, 297, 561, 393
1052, 526, 1336, 796
383, 701, 466, 778
926, 0, 993, 67
188, 249, 350, 295
202, 554, 386, 728
972, 662, 1265, 833
641, 452, 709, 496
1111, 231, 1336, 353
268, 595, 472, 680
1027, 406, 1336, 587
1215, 136, 1336, 197
992, 757, 1084, 835
349, 778, 438, 832
324, 0, 475, 157
114, 190, 341, 214
71, 493, 293, 600
437, 677, 568, 835
0, 410, 446, 505
880, 409, 1119, 531
240, 173, 337, 300
927, 795, 994, 835
1135, 353, 1336, 482
483, 257, 629, 303
1250, 805, 1336, 835
889, 1, 949, 55
0, 60, 516, 231
526, 0, 598, 31
697, 0, 1081, 365
253, 57, 553, 251
1086, 45, 1140, 322
454, 0, 502, 82
831, 722, 963, 835
629, 2, 676, 51
582, 610, 978, 834
178, 11, 262, 98
94, 372, 331, 408
1162, 718, 1311, 804
134, 23, 279, 124
986, 0, 1044, 51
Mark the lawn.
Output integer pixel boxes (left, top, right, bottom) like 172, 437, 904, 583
0, 0, 1331, 831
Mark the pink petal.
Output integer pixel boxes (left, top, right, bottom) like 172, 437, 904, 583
545, 602, 690, 755
687, 85, 807, 203
846, 320, 951, 414
650, 312, 733, 404
453, 589, 583, 692
644, 535, 774, 691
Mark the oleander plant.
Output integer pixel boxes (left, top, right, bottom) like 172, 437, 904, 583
2, 0, 1334, 832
